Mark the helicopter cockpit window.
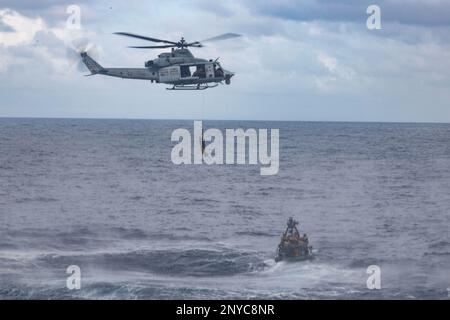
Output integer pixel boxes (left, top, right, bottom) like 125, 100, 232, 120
214, 65, 224, 78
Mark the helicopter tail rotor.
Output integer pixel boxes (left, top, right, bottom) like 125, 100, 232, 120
66, 38, 101, 72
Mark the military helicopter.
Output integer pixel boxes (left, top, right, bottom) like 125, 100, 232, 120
80, 32, 241, 90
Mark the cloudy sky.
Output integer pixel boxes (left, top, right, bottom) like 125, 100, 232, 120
0, 0, 449, 122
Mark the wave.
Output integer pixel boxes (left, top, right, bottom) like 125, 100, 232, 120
15, 197, 59, 204
429, 240, 450, 249
35, 248, 267, 277
235, 231, 276, 237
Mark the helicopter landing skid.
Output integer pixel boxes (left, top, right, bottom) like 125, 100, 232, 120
167, 84, 219, 91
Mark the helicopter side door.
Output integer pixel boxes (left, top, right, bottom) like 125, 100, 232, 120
159, 66, 181, 83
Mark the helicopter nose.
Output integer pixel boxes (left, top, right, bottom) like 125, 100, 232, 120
224, 70, 234, 85
225, 70, 234, 78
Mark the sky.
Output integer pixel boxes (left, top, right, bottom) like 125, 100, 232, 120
0, 0, 449, 122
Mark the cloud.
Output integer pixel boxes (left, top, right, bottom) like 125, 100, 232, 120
193, 0, 235, 17
0, 16, 14, 31
0, 8, 94, 78
318, 52, 338, 72
0, 0, 91, 11
0, 0, 95, 27
242, 0, 450, 27
0, 9, 46, 46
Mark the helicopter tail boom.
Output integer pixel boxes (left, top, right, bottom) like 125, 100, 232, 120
80, 52, 105, 75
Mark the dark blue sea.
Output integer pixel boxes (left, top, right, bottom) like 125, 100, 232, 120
0, 118, 449, 299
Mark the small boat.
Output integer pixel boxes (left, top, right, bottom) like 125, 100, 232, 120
275, 217, 312, 262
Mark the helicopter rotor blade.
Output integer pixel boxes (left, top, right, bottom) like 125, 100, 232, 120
114, 32, 177, 45
128, 45, 177, 49
115, 32, 242, 49
187, 41, 203, 47
200, 33, 242, 43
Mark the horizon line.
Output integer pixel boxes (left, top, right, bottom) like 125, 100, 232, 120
0, 116, 449, 125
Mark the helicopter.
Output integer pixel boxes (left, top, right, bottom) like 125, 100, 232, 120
80, 32, 241, 90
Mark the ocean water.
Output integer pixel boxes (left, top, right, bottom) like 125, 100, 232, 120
0, 118, 449, 299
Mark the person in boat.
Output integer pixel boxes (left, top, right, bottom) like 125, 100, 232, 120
276, 217, 312, 261
303, 233, 309, 243
286, 217, 300, 238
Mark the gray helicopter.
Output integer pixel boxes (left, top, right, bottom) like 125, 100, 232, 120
80, 32, 241, 90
